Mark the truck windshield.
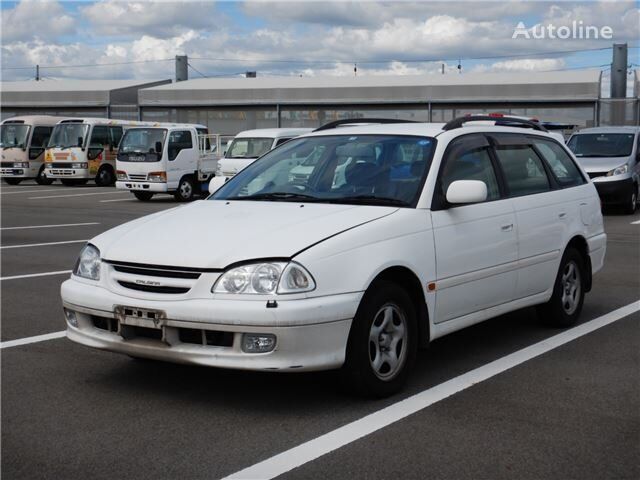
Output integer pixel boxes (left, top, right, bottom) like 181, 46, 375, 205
119, 129, 167, 154
48, 123, 89, 149
212, 135, 436, 208
567, 133, 635, 158
225, 137, 273, 159
0, 124, 30, 148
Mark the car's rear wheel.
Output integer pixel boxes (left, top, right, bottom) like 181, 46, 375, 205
35, 166, 53, 185
341, 280, 417, 398
95, 166, 115, 186
133, 191, 154, 201
537, 248, 585, 327
3, 178, 22, 185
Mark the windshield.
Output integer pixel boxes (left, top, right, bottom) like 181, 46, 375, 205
225, 137, 274, 159
48, 123, 89, 149
119, 128, 167, 154
212, 135, 436, 207
0, 124, 30, 148
567, 133, 635, 158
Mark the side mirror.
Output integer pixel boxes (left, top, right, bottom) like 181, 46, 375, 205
208, 176, 229, 195
446, 180, 488, 205
77, 137, 84, 149
155, 141, 162, 154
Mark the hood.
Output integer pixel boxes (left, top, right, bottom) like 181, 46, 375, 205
95, 200, 397, 269
574, 155, 631, 172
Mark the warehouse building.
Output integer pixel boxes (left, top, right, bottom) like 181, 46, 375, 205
1, 71, 638, 136
0, 79, 170, 121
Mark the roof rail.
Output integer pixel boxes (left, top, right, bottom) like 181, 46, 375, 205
313, 118, 418, 132
442, 115, 548, 132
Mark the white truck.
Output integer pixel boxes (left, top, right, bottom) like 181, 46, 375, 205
216, 128, 313, 178
115, 124, 218, 201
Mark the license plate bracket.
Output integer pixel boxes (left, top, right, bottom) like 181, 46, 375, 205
115, 306, 166, 329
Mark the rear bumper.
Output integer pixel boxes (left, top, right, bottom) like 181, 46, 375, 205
116, 181, 169, 193
592, 177, 634, 205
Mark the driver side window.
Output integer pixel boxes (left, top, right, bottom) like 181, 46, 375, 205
441, 147, 501, 203
168, 130, 193, 161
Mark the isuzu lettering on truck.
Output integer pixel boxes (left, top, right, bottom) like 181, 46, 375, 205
1, 116, 65, 185
115, 124, 218, 202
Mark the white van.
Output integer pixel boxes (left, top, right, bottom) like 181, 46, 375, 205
62, 116, 605, 397
115, 124, 217, 201
216, 128, 312, 177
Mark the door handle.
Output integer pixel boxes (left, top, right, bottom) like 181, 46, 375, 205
501, 223, 513, 232
558, 212, 567, 219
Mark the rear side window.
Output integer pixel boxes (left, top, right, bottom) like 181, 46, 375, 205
90, 126, 109, 146
494, 145, 551, 197
30, 126, 52, 147
441, 147, 501, 202
533, 139, 585, 188
168, 130, 193, 160
109, 127, 123, 148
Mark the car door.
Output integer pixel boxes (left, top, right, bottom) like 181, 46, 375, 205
489, 134, 570, 299
431, 134, 517, 323
166, 130, 194, 188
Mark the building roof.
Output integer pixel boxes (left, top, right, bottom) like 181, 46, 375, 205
1, 79, 171, 108
139, 70, 602, 107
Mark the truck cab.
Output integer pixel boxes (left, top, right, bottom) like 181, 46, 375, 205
217, 128, 313, 178
1, 116, 63, 185
115, 124, 217, 202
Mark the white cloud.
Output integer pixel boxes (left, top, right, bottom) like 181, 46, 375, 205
1, 0, 75, 42
472, 58, 566, 73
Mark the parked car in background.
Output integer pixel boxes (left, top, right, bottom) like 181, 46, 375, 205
216, 128, 312, 177
567, 126, 640, 213
1, 116, 66, 185
62, 116, 605, 397
115, 123, 217, 202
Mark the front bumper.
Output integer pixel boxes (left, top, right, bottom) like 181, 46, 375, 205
592, 177, 634, 205
45, 167, 90, 179
0, 167, 38, 178
61, 278, 359, 371
116, 181, 169, 193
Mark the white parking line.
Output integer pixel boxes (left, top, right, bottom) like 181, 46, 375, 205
0, 331, 66, 349
222, 300, 640, 480
29, 191, 127, 200
1, 239, 87, 249
631, 219, 640, 225
100, 198, 132, 203
1, 188, 67, 195
0, 222, 99, 231
0, 270, 72, 281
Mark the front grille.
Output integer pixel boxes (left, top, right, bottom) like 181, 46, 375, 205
112, 264, 200, 279
50, 162, 72, 169
118, 281, 190, 294
1, 162, 13, 168
92, 316, 119, 333
128, 174, 147, 181
121, 325, 163, 341
179, 328, 234, 347
588, 172, 607, 179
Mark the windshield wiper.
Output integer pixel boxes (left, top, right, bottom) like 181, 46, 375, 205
227, 192, 320, 202
329, 195, 410, 207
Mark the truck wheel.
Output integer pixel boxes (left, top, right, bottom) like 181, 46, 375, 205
624, 184, 637, 214
174, 176, 196, 202
537, 248, 585, 328
95, 166, 115, 187
341, 280, 417, 398
133, 191, 154, 201
3, 178, 22, 185
35, 166, 53, 185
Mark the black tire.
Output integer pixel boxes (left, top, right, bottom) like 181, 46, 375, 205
341, 280, 417, 398
537, 248, 586, 328
95, 166, 115, 186
3, 178, 22, 185
133, 191, 154, 201
35, 166, 53, 185
624, 184, 637, 215
174, 176, 196, 202
61, 179, 88, 186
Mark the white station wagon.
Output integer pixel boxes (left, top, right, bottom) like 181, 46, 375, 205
62, 116, 606, 397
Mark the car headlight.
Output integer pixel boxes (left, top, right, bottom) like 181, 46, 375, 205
116, 170, 127, 180
13, 162, 29, 168
73, 244, 101, 280
606, 164, 628, 177
212, 261, 315, 295
71, 162, 88, 169
147, 171, 167, 182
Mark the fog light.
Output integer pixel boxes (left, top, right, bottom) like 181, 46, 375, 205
64, 308, 78, 327
242, 333, 276, 353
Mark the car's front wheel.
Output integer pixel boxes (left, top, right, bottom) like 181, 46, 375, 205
174, 176, 196, 202
3, 178, 22, 185
341, 280, 417, 398
624, 183, 637, 214
35, 166, 53, 185
538, 248, 585, 327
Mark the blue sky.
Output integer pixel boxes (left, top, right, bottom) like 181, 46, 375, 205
1, 1, 638, 86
